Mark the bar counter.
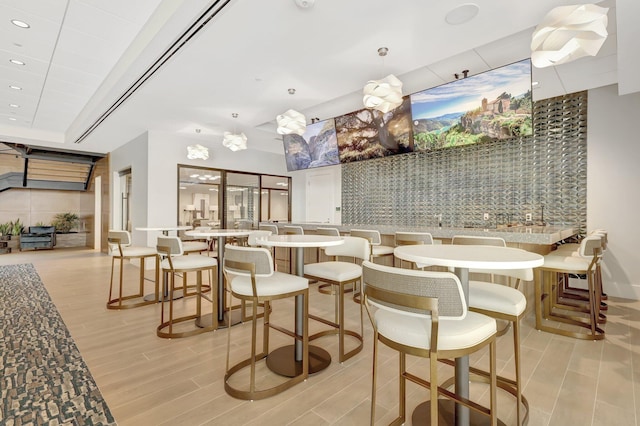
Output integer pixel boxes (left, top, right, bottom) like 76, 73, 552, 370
261, 222, 575, 247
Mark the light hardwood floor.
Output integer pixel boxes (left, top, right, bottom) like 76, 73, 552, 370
1, 248, 638, 426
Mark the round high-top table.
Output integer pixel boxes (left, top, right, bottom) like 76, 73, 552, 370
136, 226, 192, 236
394, 244, 543, 426
184, 229, 252, 327
258, 234, 344, 376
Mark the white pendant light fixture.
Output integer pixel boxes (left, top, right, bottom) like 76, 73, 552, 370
222, 132, 248, 151
187, 144, 209, 160
276, 88, 306, 135
363, 47, 403, 113
531, 4, 609, 68
222, 113, 247, 151
277, 109, 307, 135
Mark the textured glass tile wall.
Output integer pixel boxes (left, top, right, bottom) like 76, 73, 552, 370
342, 91, 587, 232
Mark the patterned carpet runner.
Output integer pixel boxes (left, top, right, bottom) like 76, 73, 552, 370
0, 263, 115, 425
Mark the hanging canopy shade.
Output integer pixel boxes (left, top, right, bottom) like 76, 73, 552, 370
186, 144, 209, 160
276, 109, 307, 136
222, 132, 248, 151
362, 74, 403, 113
531, 4, 609, 68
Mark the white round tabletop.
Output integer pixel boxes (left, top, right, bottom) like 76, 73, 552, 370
185, 229, 252, 238
136, 226, 192, 232
394, 244, 543, 270
258, 234, 344, 248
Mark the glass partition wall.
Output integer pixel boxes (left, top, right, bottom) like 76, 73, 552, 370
178, 165, 290, 229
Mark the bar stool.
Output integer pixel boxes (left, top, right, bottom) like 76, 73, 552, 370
107, 230, 159, 309
283, 225, 304, 273
349, 229, 394, 264
156, 236, 217, 338
316, 227, 341, 295
451, 234, 530, 425
554, 229, 608, 309
394, 231, 433, 269
362, 261, 498, 426
223, 244, 309, 400
536, 235, 605, 340
303, 236, 370, 362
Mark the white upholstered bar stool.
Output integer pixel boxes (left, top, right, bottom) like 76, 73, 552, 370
554, 229, 608, 309
283, 225, 304, 273
536, 235, 605, 341
107, 230, 159, 309
303, 236, 370, 363
362, 261, 497, 426
451, 234, 530, 425
350, 229, 394, 264
223, 244, 309, 400
156, 236, 217, 338
316, 227, 341, 294
394, 231, 433, 269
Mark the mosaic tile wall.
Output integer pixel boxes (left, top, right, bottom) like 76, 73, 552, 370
342, 91, 587, 232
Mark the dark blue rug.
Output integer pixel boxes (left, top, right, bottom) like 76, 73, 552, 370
0, 263, 116, 425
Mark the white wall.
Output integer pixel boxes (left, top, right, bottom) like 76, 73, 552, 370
290, 164, 342, 224
588, 84, 640, 299
136, 131, 289, 246
109, 132, 149, 246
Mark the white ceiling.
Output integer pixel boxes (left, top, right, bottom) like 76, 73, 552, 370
0, 0, 636, 156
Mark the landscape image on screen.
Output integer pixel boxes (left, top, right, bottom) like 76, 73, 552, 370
282, 118, 339, 172
410, 59, 532, 150
335, 96, 413, 163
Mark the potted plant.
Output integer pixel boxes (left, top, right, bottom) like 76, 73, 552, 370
51, 212, 80, 233
0, 222, 10, 240
10, 219, 24, 237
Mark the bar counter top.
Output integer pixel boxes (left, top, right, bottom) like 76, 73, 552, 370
261, 222, 575, 246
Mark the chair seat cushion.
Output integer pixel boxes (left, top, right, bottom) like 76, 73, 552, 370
182, 241, 209, 253
304, 261, 362, 283
162, 254, 217, 271
469, 281, 526, 316
118, 246, 157, 257
372, 245, 394, 256
231, 271, 308, 297
375, 309, 496, 351
541, 254, 589, 271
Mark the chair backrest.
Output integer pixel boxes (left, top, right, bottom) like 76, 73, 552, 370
284, 225, 304, 235
395, 231, 433, 246
247, 230, 272, 246
194, 226, 212, 232
316, 227, 340, 236
324, 236, 371, 261
223, 244, 274, 277
157, 236, 183, 257
578, 235, 604, 258
350, 229, 382, 245
259, 223, 279, 235
451, 235, 531, 281
362, 261, 466, 319
108, 230, 131, 246
451, 235, 506, 247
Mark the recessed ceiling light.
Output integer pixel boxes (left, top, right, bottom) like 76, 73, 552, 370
9, 85, 22, 90
8, 117, 17, 121
9, 59, 25, 66
11, 19, 30, 29
179, 186, 187, 190
9, 104, 19, 108
532, 81, 539, 86
445, 3, 480, 25
189, 174, 199, 178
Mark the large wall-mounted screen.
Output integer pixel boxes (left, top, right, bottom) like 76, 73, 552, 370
410, 58, 532, 150
282, 118, 339, 172
335, 96, 413, 163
